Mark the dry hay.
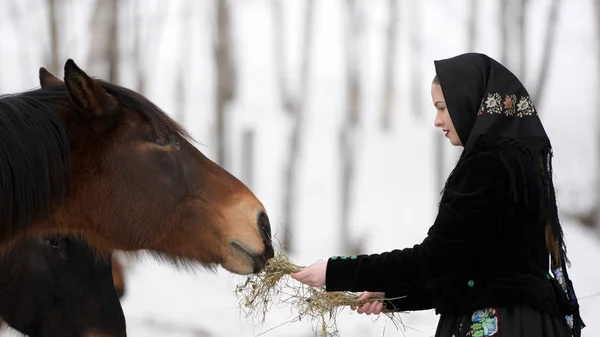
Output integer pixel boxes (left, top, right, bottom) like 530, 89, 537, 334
235, 252, 407, 337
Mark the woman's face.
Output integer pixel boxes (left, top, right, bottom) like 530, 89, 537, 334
431, 83, 462, 146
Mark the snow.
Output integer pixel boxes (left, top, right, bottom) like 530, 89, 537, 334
0, 0, 599, 336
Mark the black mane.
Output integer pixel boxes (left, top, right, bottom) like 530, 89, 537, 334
0, 88, 71, 239
0, 80, 192, 240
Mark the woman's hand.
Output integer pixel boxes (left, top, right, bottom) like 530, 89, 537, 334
290, 260, 327, 287
351, 291, 385, 315
290, 262, 384, 315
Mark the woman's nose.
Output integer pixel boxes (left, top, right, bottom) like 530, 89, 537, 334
434, 114, 443, 127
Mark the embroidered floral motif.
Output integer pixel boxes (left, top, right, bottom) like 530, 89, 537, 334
503, 94, 517, 116
478, 93, 536, 118
554, 268, 568, 292
565, 315, 574, 329
467, 307, 498, 337
484, 93, 502, 115
516, 95, 535, 117
552, 267, 575, 329
503, 96, 513, 109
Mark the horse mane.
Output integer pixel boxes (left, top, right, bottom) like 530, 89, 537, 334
0, 89, 71, 238
97, 80, 193, 142
0, 80, 193, 240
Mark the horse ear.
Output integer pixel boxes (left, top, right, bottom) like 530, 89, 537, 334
39, 67, 63, 88
63, 59, 119, 116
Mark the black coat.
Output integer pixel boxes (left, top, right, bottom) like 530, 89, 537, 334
325, 147, 567, 318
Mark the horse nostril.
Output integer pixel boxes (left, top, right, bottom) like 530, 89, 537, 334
257, 211, 271, 240
257, 211, 274, 259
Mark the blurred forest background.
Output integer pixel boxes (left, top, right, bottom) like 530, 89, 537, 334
0, 0, 599, 336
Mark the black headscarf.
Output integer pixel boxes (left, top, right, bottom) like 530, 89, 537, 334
434, 52, 584, 336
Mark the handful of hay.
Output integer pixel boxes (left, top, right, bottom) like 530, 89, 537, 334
235, 252, 407, 337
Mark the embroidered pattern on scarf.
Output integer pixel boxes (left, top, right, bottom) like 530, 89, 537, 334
477, 93, 536, 118
467, 307, 498, 337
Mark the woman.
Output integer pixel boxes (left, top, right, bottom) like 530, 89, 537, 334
291, 53, 585, 337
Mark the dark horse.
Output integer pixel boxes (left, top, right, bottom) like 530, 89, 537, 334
0, 236, 126, 337
0, 72, 129, 337
0, 59, 274, 275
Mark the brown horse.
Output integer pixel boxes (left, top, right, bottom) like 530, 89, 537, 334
0, 59, 273, 275
0, 235, 126, 337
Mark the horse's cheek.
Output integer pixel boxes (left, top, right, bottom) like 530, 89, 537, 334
154, 151, 191, 200
124, 149, 190, 202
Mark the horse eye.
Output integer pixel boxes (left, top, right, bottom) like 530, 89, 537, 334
153, 138, 171, 146
153, 136, 178, 148
45, 239, 61, 249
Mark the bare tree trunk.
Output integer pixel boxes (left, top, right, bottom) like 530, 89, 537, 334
344, 0, 361, 128
213, 0, 236, 169
467, 0, 478, 51
174, 1, 193, 124
46, 0, 60, 75
272, 0, 294, 114
174, 73, 186, 124
519, 0, 528, 80
408, 0, 421, 118
88, 0, 119, 82
500, 0, 527, 78
499, 0, 509, 65
274, 0, 315, 253
339, 0, 364, 255
128, 0, 170, 95
241, 130, 255, 189
500, 0, 523, 72
108, 0, 118, 82
380, 0, 398, 131
531, 0, 561, 107
132, 0, 146, 94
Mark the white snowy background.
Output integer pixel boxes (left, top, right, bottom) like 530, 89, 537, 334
0, 0, 599, 336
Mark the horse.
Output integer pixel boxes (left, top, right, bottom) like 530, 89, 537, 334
0, 59, 274, 275
0, 235, 126, 337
